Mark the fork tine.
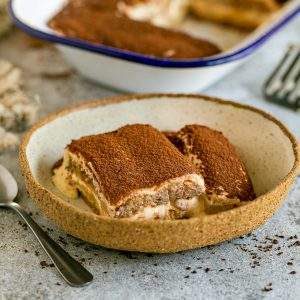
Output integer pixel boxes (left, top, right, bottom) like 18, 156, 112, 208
287, 77, 300, 106
277, 52, 300, 99
265, 46, 300, 96
264, 45, 300, 109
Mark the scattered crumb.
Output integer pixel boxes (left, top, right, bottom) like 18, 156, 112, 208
40, 261, 47, 268
262, 287, 273, 292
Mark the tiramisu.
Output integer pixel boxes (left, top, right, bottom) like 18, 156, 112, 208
52, 124, 205, 219
190, 0, 282, 30
118, 0, 189, 28
48, 0, 220, 59
165, 125, 255, 213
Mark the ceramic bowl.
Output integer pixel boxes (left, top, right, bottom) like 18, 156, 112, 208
19, 94, 299, 253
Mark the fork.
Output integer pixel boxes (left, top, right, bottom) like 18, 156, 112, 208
264, 45, 300, 109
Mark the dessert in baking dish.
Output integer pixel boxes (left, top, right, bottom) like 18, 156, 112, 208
120, 0, 286, 30
48, 0, 220, 59
52, 123, 255, 219
165, 125, 256, 213
52, 124, 206, 219
118, 0, 189, 28
190, 0, 283, 30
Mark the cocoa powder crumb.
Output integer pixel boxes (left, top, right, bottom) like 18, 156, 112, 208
275, 235, 284, 239
40, 261, 47, 268
290, 241, 300, 247
262, 287, 273, 292
18, 221, 28, 230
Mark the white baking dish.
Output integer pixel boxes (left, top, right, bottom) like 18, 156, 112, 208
9, 0, 300, 93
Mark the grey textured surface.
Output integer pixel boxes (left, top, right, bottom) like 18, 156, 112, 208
0, 16, 300, 300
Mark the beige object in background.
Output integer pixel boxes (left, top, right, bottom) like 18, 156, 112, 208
190, 0, 281, 29
0, 126, 18, 151
0, 60, 39, 152
19, 94, 299, 253
0, 0, 11, 37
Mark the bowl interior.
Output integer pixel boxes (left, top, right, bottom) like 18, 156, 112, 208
25, 95, 295, 213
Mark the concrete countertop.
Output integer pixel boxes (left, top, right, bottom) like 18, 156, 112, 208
0, 16, 299, 300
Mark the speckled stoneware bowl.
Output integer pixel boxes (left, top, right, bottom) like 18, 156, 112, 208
19, 94, 299, 253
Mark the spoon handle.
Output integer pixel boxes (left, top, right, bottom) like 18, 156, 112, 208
10, 202, 93, 287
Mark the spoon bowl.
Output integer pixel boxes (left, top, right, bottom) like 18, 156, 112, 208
0, 164, 93, 287
0, 165, 18, 205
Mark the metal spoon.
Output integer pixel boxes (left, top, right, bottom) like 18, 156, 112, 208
0, 164, 93, 287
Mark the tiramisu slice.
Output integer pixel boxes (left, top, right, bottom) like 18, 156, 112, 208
165, 125, 255, 213
48, 0, 220, 59
52, 124, 205, 219
190, 0, 281, 30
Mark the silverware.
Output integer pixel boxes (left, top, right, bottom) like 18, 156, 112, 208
264, 45, 300, 109
0, 164, 93, 287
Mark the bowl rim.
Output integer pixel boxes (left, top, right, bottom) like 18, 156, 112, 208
9, 0, 300, 68
19, 93, 300, 226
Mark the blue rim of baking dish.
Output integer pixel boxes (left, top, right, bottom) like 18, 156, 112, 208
9, 0, 300, 68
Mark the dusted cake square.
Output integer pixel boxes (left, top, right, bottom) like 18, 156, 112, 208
53, 124, 205, 219
165, 124, 255, 213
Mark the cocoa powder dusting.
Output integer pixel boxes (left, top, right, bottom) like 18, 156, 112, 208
48, 0, 220, 59
165, 125, 256, 201
68, 124, 199, 205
